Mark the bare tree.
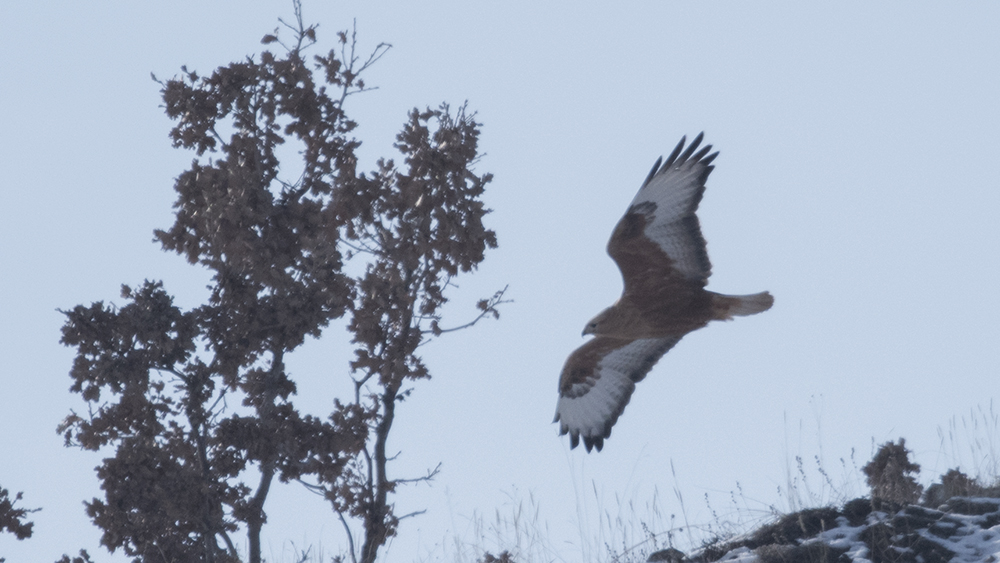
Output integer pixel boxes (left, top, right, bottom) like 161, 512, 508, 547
58, 3, 502, 563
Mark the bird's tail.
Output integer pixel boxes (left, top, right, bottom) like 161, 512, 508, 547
712, 291, 774, 319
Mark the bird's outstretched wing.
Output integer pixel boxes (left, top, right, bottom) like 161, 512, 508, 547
607, 133, 718, 294
554, 336, 682, 452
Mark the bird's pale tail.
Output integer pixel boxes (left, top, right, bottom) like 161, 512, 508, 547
713, 291, 774, 319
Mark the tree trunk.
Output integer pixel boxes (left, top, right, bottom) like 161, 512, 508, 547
248, 349, 283, 563
247, 463, 276, 563
360, 381, 398, 563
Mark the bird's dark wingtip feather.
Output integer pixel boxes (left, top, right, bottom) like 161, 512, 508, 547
642, 156, 663, 187
692, 144, 714, 162
661, 136, 687, 169
661, 133, 717, 172
678, 133, 703, 163
583, 436, 604, 453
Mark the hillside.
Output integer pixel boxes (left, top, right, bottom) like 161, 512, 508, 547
653, 495, 1000, 563
477, 439, 1000, 563
644, 440, 1000, 563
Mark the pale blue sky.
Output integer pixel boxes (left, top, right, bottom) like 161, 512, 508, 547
3, 2, 1000, 561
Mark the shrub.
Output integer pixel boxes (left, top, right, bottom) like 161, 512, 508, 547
863, 439, 923, 505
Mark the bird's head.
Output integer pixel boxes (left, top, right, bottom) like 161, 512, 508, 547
582, 307, 614, 336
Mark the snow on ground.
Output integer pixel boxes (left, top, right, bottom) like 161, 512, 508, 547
664, 496, 1000, 563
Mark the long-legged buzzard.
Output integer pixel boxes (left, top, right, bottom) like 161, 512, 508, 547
554, 134, 773, 452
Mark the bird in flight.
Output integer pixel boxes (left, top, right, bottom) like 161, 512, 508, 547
553, 133, 773, 452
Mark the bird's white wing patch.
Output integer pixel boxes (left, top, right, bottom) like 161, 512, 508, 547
555, 336, 681, 452
627, 134, 717, 281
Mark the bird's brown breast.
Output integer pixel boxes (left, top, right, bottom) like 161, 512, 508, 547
595, 290, 714, 339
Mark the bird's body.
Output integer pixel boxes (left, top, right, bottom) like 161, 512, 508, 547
554, 133, 773, 452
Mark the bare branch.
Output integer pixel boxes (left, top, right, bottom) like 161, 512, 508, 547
427, 285, 511, 337
273, 0, 317, 54
341, 237, 380, 257
337, 508, 359, 563
218, 530, 238, 559
332, 20, 392, 109
396, 509, 427, 521
363, 443, 374, 494
393, 462, 442, 486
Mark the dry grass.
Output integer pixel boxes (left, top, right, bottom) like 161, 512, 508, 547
936, 401, 1000, 486
284, 404, 1000, 563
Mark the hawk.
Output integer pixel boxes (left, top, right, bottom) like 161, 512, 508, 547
554, 133, 773, 452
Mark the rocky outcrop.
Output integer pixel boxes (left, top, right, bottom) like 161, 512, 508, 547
650, 497, 1000, 563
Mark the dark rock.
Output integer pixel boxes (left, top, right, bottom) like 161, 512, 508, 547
892, 505, 944, 529
747, 507, 842, 548
647, 547, 685, 562
859, 520, 956, 563
756, 542, 848, 563
941, 497, 1000, 516
842, 497, 873, 527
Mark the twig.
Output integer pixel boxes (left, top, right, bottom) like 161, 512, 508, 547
396, 509, 428, 521
337, 509, 359, 563
429, 285, 511, 335
393, 462, 442, 485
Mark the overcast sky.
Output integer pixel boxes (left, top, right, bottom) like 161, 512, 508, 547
3, 2, 1000, 562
